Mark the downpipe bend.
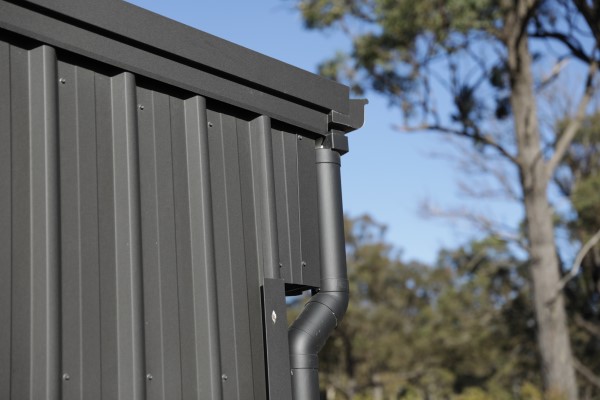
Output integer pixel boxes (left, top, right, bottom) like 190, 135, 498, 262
288, 147, 349, 400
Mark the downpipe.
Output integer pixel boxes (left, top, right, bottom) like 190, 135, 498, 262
289, 146, 349, 400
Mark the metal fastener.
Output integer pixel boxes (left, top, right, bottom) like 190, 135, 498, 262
301, 261, 307, 268
222, 374, 228, 381
146, 373, 153, 381
208, 122, 213, 128
271, 310, 277, 324
62, 373, 70, 381
138, 105, 144, 110
59, 78, 66, 84
298, 135, 303, 140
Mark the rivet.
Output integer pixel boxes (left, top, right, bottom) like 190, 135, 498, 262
271, 310, 277, 324
62, 373, 70, 381
222, 374, 228, 381
138, 105, 144, 110
301, 261, 307, 268
59, 78, 66, 84
146, 373, 153, 381
208, 122, 213, 128
298, 135, 303, 140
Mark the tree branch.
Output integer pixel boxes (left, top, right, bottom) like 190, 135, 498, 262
420, 200, 526, 249
574, 314, 600, 338
546, 60, 598, 178
536, 58, 569, 91
554, 227, 600, 294
571, 0, 600, 48
396, 124, 520, 166
573, 356, 600, 389
530, 31, 592, 63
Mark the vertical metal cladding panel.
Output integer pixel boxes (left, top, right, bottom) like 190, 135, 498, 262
135, 92, 224, 400
235, 116, 268, 400
171, 95, 222, 400
206, 109, 254, 399
2, 43, 62, 400
1, 32, 328, 400
272, 131, 322, 289
297, 136, 322, 287
248, 116, 281, 281
98, 71, 146, 400
58, 60, 102, 400
272, 130, 302, 284
0, 39, 12, 400
136, 87, 183, 400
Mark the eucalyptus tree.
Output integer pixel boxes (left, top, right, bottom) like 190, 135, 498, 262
297, 1, 599, 398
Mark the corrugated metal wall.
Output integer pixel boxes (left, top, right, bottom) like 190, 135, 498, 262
0, 37, 321, 400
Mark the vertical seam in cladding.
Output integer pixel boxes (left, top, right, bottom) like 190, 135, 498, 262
235, 119, 259, 400
124, 72, 145, 400
7, 41, 13, 400
44, 45, 61, 400
126, 75, 143, 400
280, 132, 293, 281
93, 70, 103, 400
168, 96, 184, 398
150, 91, 167, 400
247, 122, 262, 284
27, 48, 34, 399
5, 40, 14, 400
222, 113, 241, 397
74, 65, 85, 398
295, 136, 303, 284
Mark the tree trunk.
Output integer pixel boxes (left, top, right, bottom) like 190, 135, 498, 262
506, 2, 579, 399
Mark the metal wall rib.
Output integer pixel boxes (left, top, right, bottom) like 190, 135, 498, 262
0, 38, 11, 400
272, 130, 321, 289
0, 43, 62, 400
1, 37, 323, 400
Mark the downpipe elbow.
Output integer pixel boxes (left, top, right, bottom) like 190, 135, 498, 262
289, 291, 349, 367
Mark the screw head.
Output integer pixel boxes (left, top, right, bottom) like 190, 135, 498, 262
146, 373, 153, 381
62, 373, 70, 381
59, 78, 66, 84
301, 261, 307, 268
138, 104, 144, 110
271, 310, 277, 324
222, 374, 228, 381
208, 122, 213, 128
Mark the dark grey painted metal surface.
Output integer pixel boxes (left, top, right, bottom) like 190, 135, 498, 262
4, 44, 62, 400
1, 2, 365, 399
262, 279, 293, 399
0, 0, 365, 135
11, 0, 349, 113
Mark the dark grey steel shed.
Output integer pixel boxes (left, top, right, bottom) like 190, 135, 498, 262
0, 1, 365, 399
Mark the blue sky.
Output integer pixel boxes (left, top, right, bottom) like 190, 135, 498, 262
125, 0, 524, 264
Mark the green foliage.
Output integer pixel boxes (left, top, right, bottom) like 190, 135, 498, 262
312, 215, 542, 399
556, 112, 600, 398
298, 0, 513, 123
572, 173, 600, 229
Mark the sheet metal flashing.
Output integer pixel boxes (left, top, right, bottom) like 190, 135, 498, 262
0, 0, 365, 135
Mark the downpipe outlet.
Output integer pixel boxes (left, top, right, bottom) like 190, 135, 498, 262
289, 147, 349, 400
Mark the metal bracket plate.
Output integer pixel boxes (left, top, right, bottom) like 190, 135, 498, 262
262, 278, 293, 399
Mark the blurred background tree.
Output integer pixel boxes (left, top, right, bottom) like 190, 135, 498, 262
301, 215, 600, 399
292, 0, 600, 398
